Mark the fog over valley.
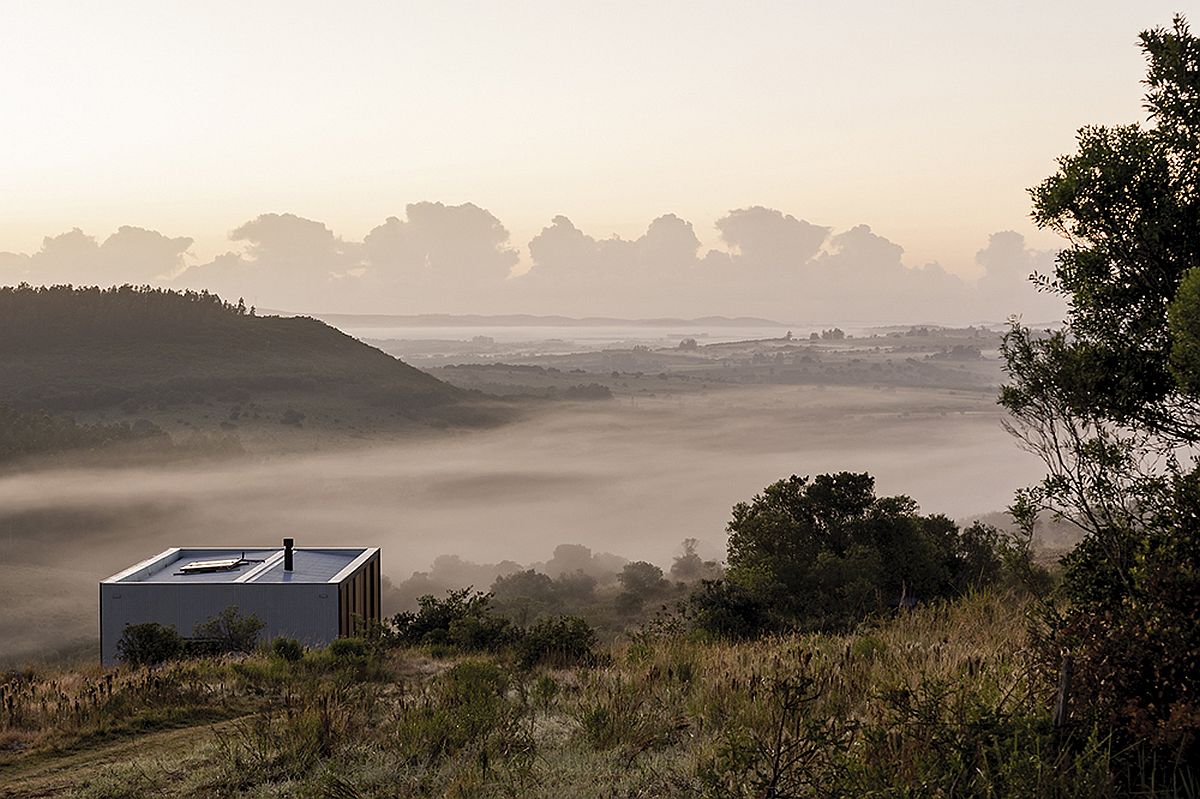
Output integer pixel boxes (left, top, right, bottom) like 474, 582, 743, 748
0, 384, 1040, 661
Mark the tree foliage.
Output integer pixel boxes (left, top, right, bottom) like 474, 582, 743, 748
115, 622, 184, 667
711, 472, 1017, 634
192, 605, 265, 655
0, 403, 166, 464
1001, 15, 1200, 766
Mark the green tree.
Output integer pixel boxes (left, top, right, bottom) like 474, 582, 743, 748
1000, 15, 1199, 766
192, 605, 265, 654
720, 472, 1000, 632
489, 569, 558, 624
618, 561, 669, 598
115, 622, 183, 667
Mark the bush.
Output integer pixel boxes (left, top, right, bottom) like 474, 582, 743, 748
686, 579, 776, 640
490, 569, 559, 622
1038, 473, 1200, 767
327, 637, 369, 659
271, 637, 304, 662
447, 611, 514, 651
193, 605, 265, 655
515, 615, 597, 669
391, 659, 521, 766
390, 589, 511, 651
718, 473, 1016, 635
115, 622, 183, 667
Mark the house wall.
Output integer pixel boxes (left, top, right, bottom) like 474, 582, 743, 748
338, 551, 382, 636
99, 582, 339, 666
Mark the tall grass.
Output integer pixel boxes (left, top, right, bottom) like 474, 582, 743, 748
2, 591, 1195, 798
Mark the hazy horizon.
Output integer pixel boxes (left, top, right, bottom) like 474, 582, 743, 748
0, 208, 1067, 323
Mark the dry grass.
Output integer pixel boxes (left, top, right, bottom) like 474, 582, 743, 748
1, 591, 1192, 798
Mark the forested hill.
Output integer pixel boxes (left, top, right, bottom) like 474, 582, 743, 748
0, 284, 470, 424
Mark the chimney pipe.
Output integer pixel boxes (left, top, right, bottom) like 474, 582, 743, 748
283, 538, 294, 571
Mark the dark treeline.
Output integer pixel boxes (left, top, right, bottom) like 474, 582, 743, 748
0, 284, 252, 350
0, 403, 164, 464
0, 283, 466, 422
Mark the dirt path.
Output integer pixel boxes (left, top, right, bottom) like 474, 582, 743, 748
0, 717, 241, 798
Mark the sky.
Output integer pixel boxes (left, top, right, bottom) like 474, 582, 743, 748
0, 1, 1187, 316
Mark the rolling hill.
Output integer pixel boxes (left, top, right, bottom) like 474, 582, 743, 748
0, 285, 493, 437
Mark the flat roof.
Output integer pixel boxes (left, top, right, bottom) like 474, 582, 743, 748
103, 547, 377, 585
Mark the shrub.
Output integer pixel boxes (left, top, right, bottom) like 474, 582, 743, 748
389, 589, 505, 649
698, 662, 850, 797
447, 611, 514, 651
271, 637, 304, 662
1039, 480, 1200, 767
719, 473, 1014, 635
686, 579, 775, 640
440, 660, 508, 706
392, 660, 518, 765
192, 605, 265, 655
515, 615, 597, 669
115, 622, 183, 667
327, 637, 369, 659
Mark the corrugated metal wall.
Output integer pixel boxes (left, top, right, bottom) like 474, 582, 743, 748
100, 553, 382, 665
338, 551, 382, 636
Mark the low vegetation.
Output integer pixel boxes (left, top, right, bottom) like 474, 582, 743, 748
3, 590, 1193, 798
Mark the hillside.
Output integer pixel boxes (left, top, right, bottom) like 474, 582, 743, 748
0, 592, 1169, 798
0, 285, 495, 438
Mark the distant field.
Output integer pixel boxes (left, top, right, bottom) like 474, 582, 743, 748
365, 324, 1008, 398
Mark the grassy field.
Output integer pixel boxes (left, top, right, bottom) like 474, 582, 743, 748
2, 591, 1179, 798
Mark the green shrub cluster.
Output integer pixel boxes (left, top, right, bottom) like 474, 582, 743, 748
686, 471, 1033, 639
387, 588, 599, 669
115, 606, 266, 667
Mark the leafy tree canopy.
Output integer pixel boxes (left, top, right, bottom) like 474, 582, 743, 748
1001, 16, 1200, 764
1006, 16, 1199, 441
721, 472, 1012, 632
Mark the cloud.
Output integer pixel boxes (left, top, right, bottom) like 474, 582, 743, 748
527, 213, 702, 285
1, 207, 1067, 322
99, 226, 194, 281
0, 226, 192, 286
974, 231, 1064, 322
526, 215, 602, 279
522, 213, 709, 315
233, 214, 356, 272
635, 214, 701, 276
363, 202, 518, 286
716, 206, 829, 270
176, 213, 361, 311
0, 251, 31, 282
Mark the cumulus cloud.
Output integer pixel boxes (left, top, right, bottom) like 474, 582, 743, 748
364, 202, 518, 284
1, 206, 1067, 322
526, 215, 602, 279
522, 213, 710, 315
233, 214, 358, 273
175, 213, 360, 311
716, 206, 829, 270
634, 214, 702, 276
0, 226, 192, 286
974, 231, 1065, 322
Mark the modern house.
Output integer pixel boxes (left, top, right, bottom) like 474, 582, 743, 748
100, 539, 381, 666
